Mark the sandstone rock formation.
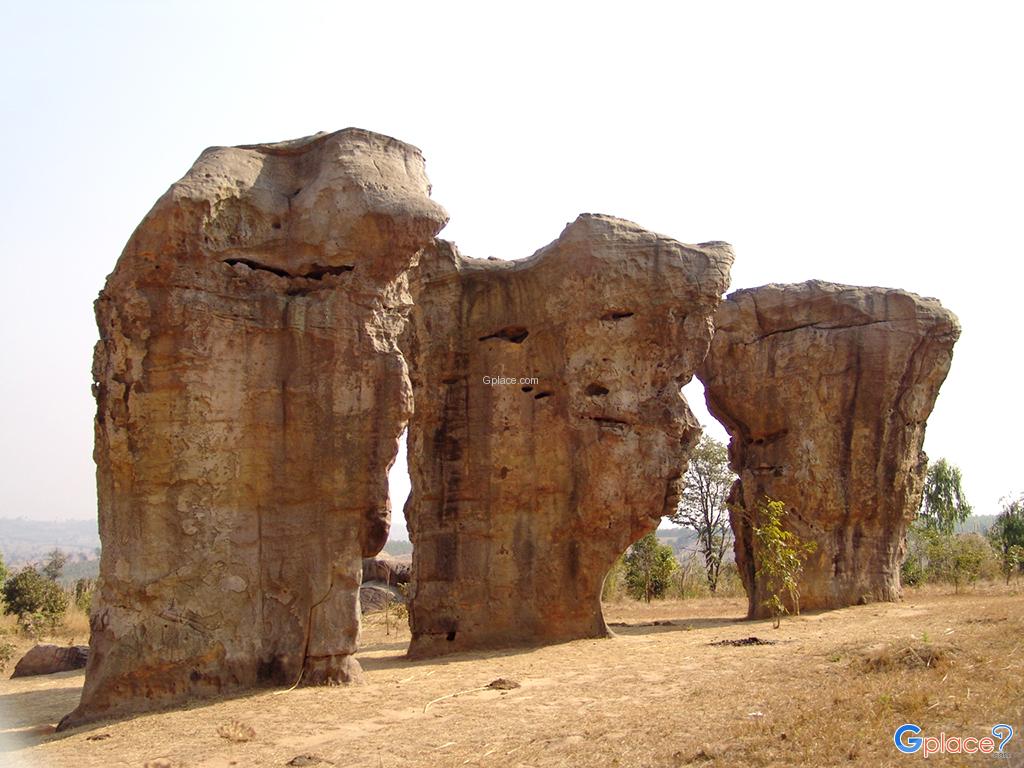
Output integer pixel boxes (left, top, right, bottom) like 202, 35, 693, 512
11, 644, 89, 678
403, 216, 734, 657
61, 129, 447, 728
697, 281, 959, 617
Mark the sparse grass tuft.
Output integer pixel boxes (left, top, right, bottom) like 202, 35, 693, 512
859, 641, 959, 672
216, 719, 256, 742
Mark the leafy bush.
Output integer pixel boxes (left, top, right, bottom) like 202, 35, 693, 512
2, 567, 69, 631
902, 524, 1000, 591
989, 494, 1024, 584
624, 533, 677, 601
73, 578, 95, 614
0, 640, 15, 672
751, 497, 815, 627
926, 533, 997, 591
901, 543, 926, 587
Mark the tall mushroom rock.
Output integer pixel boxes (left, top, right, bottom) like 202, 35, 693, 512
62, 129, 447, 728
697, 281, 960, 618
403, 216, 734, 657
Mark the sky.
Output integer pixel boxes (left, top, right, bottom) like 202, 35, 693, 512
0, 2, 1020, 537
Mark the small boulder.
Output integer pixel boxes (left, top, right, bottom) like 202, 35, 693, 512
361, 556, 410, 585
359, 583, 406, 614
11, 644, 89, 678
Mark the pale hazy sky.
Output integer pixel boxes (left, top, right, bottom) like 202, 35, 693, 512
1, 3, 1020, 535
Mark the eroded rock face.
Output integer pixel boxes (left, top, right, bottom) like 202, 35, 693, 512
697, 281, 959, 617
62, 129, 447, 728
404, 216, 733, 657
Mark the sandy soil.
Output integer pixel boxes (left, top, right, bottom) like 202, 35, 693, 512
1, 585, 1022, 768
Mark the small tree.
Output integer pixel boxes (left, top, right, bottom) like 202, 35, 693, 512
624, 533, 677, 602
752, 498, 816, 628
989, 494, 1024, 584
2, 567, 69, 631
670, 435, 734, 593
925, 533, 991, 593
42, 549, 68, 582
919, 459, 972, 535
0, 552, 8, 587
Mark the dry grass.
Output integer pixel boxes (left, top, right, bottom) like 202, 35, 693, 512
57, 605, 91, 645
0, 583, 1021, 767
857, 640, 959, 672
216, 718, 256, 742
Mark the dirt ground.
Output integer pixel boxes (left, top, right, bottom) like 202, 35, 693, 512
1, 584, 1021, 768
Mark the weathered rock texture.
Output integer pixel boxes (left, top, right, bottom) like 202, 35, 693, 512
11, 644, 89, 678
404, 216, 734, 657
62, 129, 447, 728
697, 281, 959, 617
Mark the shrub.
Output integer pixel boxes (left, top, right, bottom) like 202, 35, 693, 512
624, 533, 677, 601
903, 525, 1000, 591
73, 578, 95, 614
926, 533, 996, 592
902, 523, 930, 586
0, 640, 15, 672
751, 497, 815, 627
2, 567, 69, 631
989, 495, 1024, 584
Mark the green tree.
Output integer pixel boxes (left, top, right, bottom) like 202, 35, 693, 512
624, 533, 677, 602
670, 435, 734, 593
919, 459, 972, 535
42, 549, 68, 582
752, 498, 816, 628
0, 552, 8, 587
2, 567, 69, 630
989, 494, 1024, 584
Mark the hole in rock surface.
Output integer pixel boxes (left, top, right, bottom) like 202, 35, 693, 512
478, 326, 529, 344
223, 258, 291, 278
601, 310, 634, 321
301, 264, 354, 280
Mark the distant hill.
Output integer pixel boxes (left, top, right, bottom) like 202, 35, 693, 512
0, 517, 99, 566
382, 540, 413, 556
0, 514, 998, 579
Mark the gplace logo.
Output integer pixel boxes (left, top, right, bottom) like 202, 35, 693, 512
894, 723, 1015, 757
